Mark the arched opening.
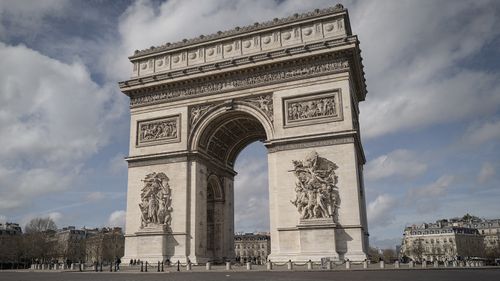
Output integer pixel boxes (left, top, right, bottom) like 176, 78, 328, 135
194, 109, 270, 262
196, 110, 268, 167
233, 141, 269, 264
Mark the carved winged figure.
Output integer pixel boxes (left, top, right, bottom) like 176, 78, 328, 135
139, 172, 173, 228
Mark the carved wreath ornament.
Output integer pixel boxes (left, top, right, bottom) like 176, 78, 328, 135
139, 172, 173, 228
290, 151, 340, 222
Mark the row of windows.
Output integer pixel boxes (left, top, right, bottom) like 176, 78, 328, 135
235, 244, 267, 249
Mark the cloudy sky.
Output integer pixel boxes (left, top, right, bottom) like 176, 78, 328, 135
0, 0, 499, 249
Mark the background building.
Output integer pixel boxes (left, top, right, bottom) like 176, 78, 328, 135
0, 223, 23, 268
85, 227, 124, 263
450, 214, 500, 257
400, 215, 498, 262
234, 233, 270, 264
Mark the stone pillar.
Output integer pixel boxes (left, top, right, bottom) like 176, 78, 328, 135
267, 262, 272, 270
206, 262, 211, 270
363, 260, 368, 269
246, 262, 252, 270
422, 261, 427, 268
71, 263, 75, 270
307, 260, 313, 270
434, 261, 438, 268
326, 261, 332, 270
380, 260, 385, 269
409, 261, 414, 268
186, 262, 192, 271
226, 262, 231, 270
345, 260, 351, 269
287, 260, 293, 270
394, 261, 400, 268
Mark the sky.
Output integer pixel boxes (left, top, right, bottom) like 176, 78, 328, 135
0, 0, 499, 250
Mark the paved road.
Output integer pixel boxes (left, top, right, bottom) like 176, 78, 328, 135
1, 269, 500, 281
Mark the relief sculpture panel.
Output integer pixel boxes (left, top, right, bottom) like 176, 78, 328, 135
137, 115, 180, 146
290, 151, 340, 223
284, 91, 342, 127
139, 172, 173, 228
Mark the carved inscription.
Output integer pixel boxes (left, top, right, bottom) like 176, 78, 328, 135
137, 116, 179, 146
284, 91, 342, 126
139, 172, 173, 228
290, 151, 340, 222
130, 58, 349, 107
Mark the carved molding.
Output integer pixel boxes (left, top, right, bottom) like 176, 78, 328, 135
266, 136, 354, 153
139, 172, 173, 228
130, 4, 346, 59
136, 115, 181, 147
283, 90, 342, 127
129, 55, 349, 107
290, 151, 340, 222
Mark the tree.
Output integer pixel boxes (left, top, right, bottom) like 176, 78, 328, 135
382, 249, 397, 263
368, 247, 381, 262
24, 217, 57, 234
23, 217, 58, 264
410, 239, 425, 262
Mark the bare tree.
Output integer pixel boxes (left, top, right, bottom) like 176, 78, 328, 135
24, 217, 57, 234
410, 239, 425, 262
382, 248, 397, 263
23, 217, 58, 264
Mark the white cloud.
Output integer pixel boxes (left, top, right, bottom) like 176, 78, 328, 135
109, 153, 127, 174
460, 119, 500, 146
0, 0, 69, 40
0, 42, 126, 213
234, 153, 269, 232
108, 210, 126, 228
477, 162, 495, 184
85, 191, 106, 202
409, 175, 455, 198
356, 1, 500, 139
47, 211, 63, 224
365, 149, 427, 182
367, 194, 397, 228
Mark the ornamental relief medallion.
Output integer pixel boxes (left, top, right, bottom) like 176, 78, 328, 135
290, 151, 340, 223
284, 90, 342, 127
139, 172, 173, 228
137, 115, 180, 146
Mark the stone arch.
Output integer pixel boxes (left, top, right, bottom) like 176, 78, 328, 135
189, 102, 273, 167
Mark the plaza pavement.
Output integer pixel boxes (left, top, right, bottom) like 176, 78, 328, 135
0, 267, 499, 281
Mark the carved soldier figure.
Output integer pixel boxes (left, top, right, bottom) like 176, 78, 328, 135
290, 151, 339, 222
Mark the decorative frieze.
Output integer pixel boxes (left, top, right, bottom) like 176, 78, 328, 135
290, 151, 340, 222
283, 90, 342, 127
139, 172, 173, 228
137, 115, 180, 146
130, 56, 349, 107
266, 137, 354, 153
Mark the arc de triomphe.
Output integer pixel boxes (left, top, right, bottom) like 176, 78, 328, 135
119, 4, 368, 263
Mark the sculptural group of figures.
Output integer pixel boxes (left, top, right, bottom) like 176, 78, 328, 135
139, 172, 173, 228
140, 120, 177, 142
290, 151, 340, 221
288, 97, 336, 121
